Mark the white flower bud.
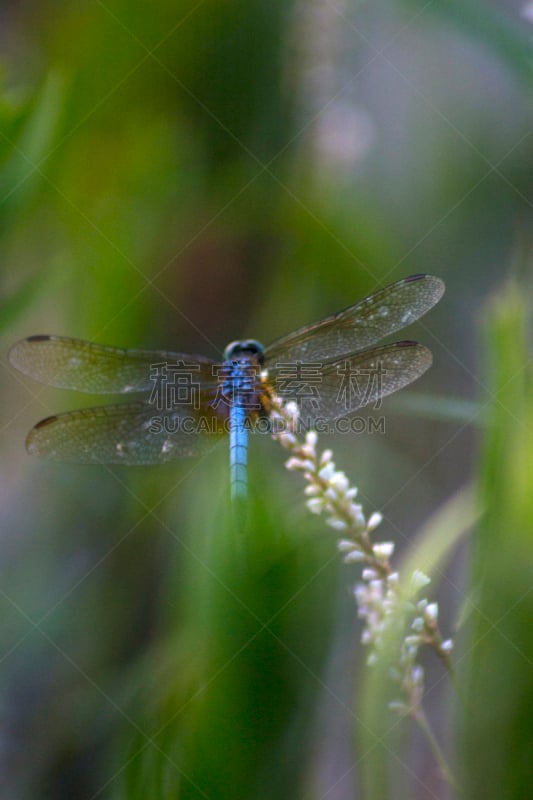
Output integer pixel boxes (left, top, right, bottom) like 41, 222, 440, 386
337, 538, 356, 552
410, 569, 431, 592
367, 511, 383, 531
411, 665, 424, 686
326, 517, 348, 530
372, 541, 395, 559
362, 568, 379, 581
318, 462, 336, 481
306, 498, 323, 514
424, 602, 438, 622
330, 471, 349, 492
343, 549, 366, 563
349, 504, 366, 528
354, 588, 368, 612
285, 457, 303, 471
299, 444, 315, 459
305, 430, 318, 448
320, 449, 333, 465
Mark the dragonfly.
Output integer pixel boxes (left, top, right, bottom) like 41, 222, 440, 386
9, 274, 444, 500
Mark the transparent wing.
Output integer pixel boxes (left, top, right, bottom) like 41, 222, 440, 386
264, 274, 444, 366
268, 341, 433, 422
9, 335, 218, 393
26, 402, 225, 464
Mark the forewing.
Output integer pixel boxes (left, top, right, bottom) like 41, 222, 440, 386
268, 341, 433, 422
26, 402, 224, 464
9, 335, 217, 393
264, 274, 444, 365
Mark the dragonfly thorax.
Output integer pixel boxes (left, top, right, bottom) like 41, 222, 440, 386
223, 339, 265, 365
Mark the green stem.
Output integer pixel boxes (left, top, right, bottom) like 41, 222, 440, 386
412, 707, 461, 795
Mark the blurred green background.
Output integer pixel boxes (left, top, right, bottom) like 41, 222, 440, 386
1, 1, 532, 798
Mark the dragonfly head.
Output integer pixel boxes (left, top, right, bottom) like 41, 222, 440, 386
223, 339, 265, 365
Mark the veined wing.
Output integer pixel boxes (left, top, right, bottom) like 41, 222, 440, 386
264, 274, 444, 366
267, 341, 433, 422
9, 335, 218, 393
26, 402, 225, 464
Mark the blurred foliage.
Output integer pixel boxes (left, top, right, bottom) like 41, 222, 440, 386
0, 1, 532, 799
459, 280, 533, 800
113, 491, 339, 800
402, 0, 533, 84
358, 485, 478, 799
